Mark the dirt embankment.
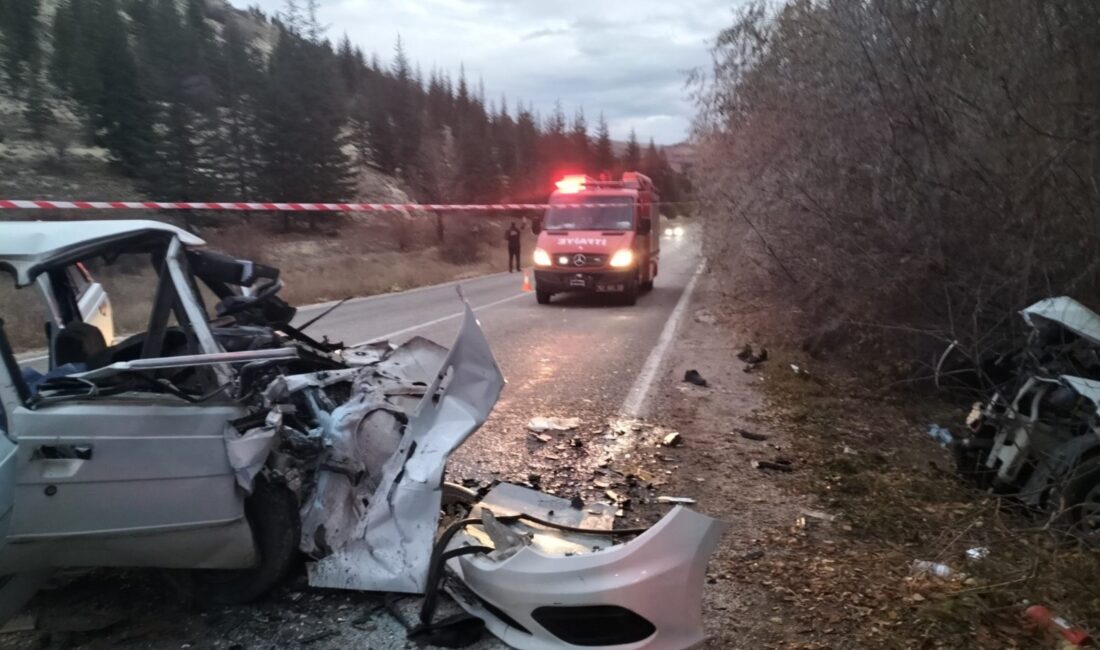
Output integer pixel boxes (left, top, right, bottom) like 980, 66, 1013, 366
642, 273, 1100, 649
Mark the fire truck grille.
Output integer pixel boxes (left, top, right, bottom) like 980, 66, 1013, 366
555, 253, 607, 268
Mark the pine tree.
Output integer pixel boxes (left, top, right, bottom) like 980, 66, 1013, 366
87, 0, 156, 177
0, 0, 41, 87
570, 108, 589, 172
207, 18, 265, 200
257, 26, 353, 226
593, 112, 615, 175
623, 128, 641, 171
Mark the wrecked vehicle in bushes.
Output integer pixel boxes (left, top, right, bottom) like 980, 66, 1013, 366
0, 220, 726, 649
952, 297, 1100, 539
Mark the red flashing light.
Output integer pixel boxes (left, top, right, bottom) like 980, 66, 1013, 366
555, 175, 589, 194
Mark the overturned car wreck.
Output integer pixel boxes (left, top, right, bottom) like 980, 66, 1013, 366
953, 297, 1100, 540
0, 220, 725, 648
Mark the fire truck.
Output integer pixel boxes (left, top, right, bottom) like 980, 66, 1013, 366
531, 172, 660, 306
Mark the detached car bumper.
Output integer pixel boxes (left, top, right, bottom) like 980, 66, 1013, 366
534, 269, 634, 293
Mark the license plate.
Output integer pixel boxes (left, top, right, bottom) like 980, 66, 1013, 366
569, 278, 587, 287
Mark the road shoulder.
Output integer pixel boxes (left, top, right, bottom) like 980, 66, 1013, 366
640, 273, 826, 648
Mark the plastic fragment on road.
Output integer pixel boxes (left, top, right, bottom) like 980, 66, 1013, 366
927, 424, 954, 447
737, 428, 767, 442
662, 431, 682, 447
526, 416, 582, 433
965, 547, 990, 561
299, 302, 505, 594
911, 560, 953, 578
657, 496, 697, 505
682, 369, 708, 387
752, 458, 793, 472
444, 483, 728, 650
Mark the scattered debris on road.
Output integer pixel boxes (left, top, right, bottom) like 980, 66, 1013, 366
694, 309, 717, 325
737, 343, 769, 364
526, 416, 582, 433
662, 431, 684, 447
737, 428, 768, 441
683, 369, 708, 386
657, 496, 697, 505
751, 458, 794, 472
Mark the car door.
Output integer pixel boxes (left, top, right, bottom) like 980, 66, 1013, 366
66, 263, 114, 344
4, 397, 253, 570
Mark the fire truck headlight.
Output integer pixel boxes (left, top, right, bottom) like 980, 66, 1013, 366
533, 248, 552, 267
609, 249, 634, 268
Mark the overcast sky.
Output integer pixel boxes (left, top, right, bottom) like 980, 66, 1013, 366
234, 0, 741, 144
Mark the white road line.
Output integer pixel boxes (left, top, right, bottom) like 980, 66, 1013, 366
620, 262, 705, 418
296, 270, 513, 314
351, 291, 529, 346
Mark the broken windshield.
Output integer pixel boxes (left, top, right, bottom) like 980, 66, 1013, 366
543, 195, 634, 231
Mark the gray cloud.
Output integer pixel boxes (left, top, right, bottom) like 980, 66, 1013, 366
237, 0, 744, 143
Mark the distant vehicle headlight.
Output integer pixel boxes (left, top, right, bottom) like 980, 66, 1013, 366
533, 248, 552, 267
609, 249, 634, 268
664, 227, 673, 236
673, 226, 684, 237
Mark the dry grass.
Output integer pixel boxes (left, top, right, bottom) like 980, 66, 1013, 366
755, 352, 1100, 649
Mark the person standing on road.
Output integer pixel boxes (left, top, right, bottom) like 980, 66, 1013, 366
506, 222, 522, 272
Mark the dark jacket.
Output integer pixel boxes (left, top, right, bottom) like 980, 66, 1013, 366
505, 227, 521, 251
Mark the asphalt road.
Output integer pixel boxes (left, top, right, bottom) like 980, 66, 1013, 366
292, 228, 702, 486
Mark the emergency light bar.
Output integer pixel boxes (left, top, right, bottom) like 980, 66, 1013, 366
554, 172, 655, 193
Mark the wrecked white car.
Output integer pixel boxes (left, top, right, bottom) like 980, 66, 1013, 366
954, 297, 1100, 539
0, 220, 502, 611
0, 220, 726, 649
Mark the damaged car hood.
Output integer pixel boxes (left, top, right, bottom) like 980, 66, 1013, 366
248, 303, 504, 594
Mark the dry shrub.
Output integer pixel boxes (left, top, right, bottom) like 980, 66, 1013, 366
693, 1, 1100, 376
439, 214, 484, 265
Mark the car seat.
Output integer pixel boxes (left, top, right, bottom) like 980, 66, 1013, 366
54, 322, 109, 369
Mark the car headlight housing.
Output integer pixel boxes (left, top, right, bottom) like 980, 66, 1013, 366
609, 249, 634, 268
533, 248, 552, 267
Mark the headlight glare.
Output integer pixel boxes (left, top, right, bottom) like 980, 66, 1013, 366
609, 249, 634, 268
533, 248, 552, 267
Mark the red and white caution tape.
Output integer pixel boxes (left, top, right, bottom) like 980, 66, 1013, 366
0, 200, 630, 212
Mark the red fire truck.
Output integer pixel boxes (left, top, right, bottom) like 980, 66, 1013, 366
531, 172, 660, 306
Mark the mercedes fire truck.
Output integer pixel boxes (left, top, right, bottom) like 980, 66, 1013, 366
531, 173, 660, 306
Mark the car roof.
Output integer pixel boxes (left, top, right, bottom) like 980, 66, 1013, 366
0, 219, 205, 286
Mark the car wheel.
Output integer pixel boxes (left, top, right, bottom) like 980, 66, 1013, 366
1056, 456, 1100, 545
536, 289, 552, 305
191, 476, 301, 605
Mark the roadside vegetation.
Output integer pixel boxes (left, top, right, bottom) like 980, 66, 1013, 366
693, 0, 1100, 370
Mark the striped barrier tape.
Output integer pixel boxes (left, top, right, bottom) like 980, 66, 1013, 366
0, 200, 646, 212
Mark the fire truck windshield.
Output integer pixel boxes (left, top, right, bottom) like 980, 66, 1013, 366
543, 195, 634, 231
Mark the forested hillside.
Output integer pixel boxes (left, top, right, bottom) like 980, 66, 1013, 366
0, 0, 688, 211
